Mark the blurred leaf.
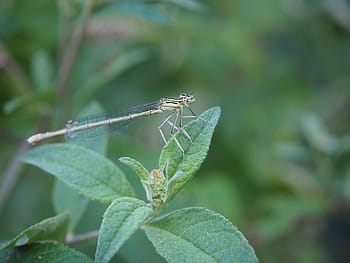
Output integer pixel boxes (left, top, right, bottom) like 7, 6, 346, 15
31, 49, 54, 90
189, 173, 242, 222
144, 207, 258, 263
52, 102, 108, 231
274, 142, 309, 159
22, 143, 134, 203
0, 214, 69, 252
3, 97, 23, 114
0, 242, 93, 263
73, 47, 150, 110
95, 197, 153, 263
96, 1, 171, 24
159, 107, 220, 200
301, 113, 338, 153
52, 181, 89, 232
257, 196, 326, 241
166, 0, 203, 11
336, 134, 350, 154
9, 1, 58, 46
343, 169, 350, 198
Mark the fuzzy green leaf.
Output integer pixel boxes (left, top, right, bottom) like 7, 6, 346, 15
22, 143, 134, 203
144, 207, 258, 263
159, 107, 221, 200
0, 242, 93, 263
0, 214, 69, 252
119, 157, 149, 181
95, 197, 153, 263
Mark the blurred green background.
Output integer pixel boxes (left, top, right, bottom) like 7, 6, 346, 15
1, 0, 350, 262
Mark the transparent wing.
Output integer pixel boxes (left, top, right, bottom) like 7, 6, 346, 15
64, 101, 160, 141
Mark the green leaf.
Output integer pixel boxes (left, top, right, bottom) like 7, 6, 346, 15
95, 197, 153, 263
52, 102, 107, 231
0, 214, 69, 252
301, 113, 338, 153
3, 97, 23, 114
31, 49, 54, 90
96, 1, 171, 24
0, 242, 93, 263
144, 207, 258, 263
159, 107, 221, 200
167, 0, 203, 11
119, 156, 149, 182
22, 143, 134, 203
52, 181, 89, 232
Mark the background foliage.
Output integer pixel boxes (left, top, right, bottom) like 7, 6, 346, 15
1, 0, 350, 262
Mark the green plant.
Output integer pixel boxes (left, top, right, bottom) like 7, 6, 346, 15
0, 107, 258, 263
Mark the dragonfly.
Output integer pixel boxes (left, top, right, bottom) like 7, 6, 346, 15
27, 93, 201, 153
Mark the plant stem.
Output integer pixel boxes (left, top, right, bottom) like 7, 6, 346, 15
0, 42, 33, 94
0, 113, 51, 214
57, 0, 74, 59
0, 41, 35, 213
65, 230, 99, 245
0, 140, 30, 213
56, 0, 93, 117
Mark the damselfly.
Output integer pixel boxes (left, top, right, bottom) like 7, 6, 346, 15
27, 93, 201, 152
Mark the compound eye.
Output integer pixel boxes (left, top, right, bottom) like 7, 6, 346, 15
180, 93, 186, 97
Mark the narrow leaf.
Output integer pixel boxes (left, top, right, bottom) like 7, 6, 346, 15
22, 143, 134, 203
0, 214, 69, 252
167, 0, 203, 11
119, 156, 149, 181
96, 1, 171, 24
159, 107, 221, 200
144, 207, 258, 263
95, 197, 153, 263
0, 242, 93, 263
31, 49, 54, 90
